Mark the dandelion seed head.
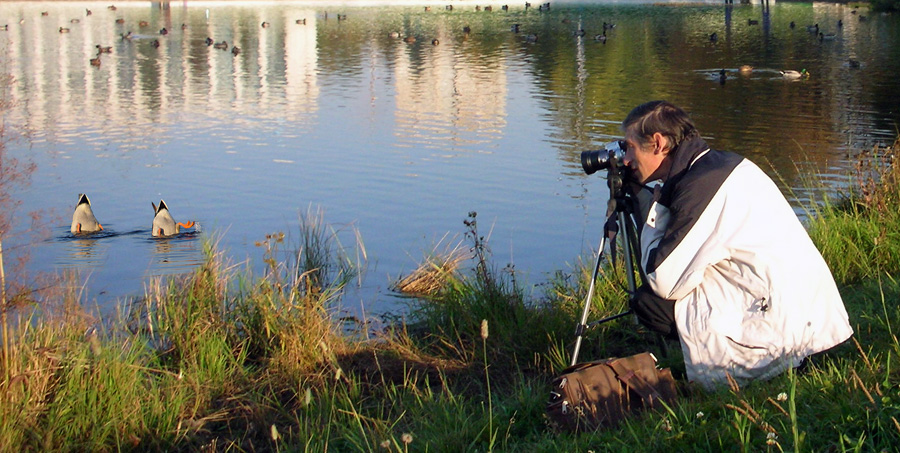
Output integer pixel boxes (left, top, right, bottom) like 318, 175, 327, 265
380, 440, 391, 449
401, 433, 413, 444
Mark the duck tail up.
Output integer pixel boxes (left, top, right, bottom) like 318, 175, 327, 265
178, 221, 195, 230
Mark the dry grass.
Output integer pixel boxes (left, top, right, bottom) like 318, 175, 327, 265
391, 237, 469, 296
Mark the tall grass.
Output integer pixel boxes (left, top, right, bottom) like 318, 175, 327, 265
4, 140, 900, 450
806, 138, 900, 284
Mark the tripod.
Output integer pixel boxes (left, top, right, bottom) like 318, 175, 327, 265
569, 160, 645, 367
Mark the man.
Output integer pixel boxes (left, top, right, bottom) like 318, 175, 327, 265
622, 100, 853, 390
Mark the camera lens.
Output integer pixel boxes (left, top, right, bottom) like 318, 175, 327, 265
581, 150, 609, 175
580, 140, 626, 175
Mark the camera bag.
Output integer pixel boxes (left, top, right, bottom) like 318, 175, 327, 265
546, 352, 677, 431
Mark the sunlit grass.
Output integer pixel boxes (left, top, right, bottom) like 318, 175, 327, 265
3, 140, 900, 450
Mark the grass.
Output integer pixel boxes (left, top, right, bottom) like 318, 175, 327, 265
2, 139, 900, 451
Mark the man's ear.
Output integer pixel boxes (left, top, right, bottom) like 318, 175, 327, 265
652, 132, 670, 155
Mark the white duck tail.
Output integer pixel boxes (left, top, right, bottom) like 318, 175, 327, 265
71, 193, 103, 234
152, 199, 195, 237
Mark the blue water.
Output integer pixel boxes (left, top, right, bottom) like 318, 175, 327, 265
1, 0, 898, 317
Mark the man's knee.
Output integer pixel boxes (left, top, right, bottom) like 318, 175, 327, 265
629, 285, 677, 338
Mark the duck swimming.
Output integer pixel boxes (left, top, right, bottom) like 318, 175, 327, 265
151, 200, 195, 237
71, 194, 103, 234
780, 69, 809, 79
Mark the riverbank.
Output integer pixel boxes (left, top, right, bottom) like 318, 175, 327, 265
1, 137, 899, 450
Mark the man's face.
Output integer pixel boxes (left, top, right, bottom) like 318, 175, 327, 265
623, 131, 670, 184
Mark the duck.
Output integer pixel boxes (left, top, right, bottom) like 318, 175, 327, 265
213, 40, 228, 50
511, 23, 520, 33
139, 20, 149, 27
86, 9, 92, 16
96, 44, 112, 53
261, 21, 270, 28
431, 38, 439, 45
71, 194, 103, 234
231, 46, 241, 55
90, 57, 101, 66
296, 18, 306, 25
806, 23, 819, 34
71, 19, 81, 24
116, 18, 125, 24
748, 19, 759, 26
709, 32, 718, 42
848, 58, 861, 69
718, 69, 727, 84
739, 65, 753, 73
59, 27, 70, 33
108, 5, 117, 11
205, 36, 214, 46
404, 35, 416, 43
780, 69, 809, 79
151, 200, 195, 237
121, 31, 132, 40
818, 32, 836, 41
150, 39, 160, 48
594, 32, 607, 43
159, 27, 168, 35
790, 21, 796, 29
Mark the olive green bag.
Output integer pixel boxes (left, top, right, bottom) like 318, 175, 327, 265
546, 352, 677, 431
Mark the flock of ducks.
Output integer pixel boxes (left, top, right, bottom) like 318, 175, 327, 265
71, 194, 195, 238
8, 3, 868, 83
711, 13, 869, 84
17, 5, 308, 65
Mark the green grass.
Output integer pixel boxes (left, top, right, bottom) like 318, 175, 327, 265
3, 140, 900, 451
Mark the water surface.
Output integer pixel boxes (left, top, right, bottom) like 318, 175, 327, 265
2, 0, 898, 316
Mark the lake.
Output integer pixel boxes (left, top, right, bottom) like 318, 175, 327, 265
2, 0, 898, 317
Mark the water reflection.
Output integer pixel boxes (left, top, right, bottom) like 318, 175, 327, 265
151, 233, 204, 273
60, 235, 109, 268
2, 1, 899, 313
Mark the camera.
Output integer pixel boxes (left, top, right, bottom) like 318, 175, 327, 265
581, 140, 627, 175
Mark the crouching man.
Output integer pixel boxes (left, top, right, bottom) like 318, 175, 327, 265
621, 100, 853, 390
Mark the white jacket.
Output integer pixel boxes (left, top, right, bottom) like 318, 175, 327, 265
639, 139, 853, 390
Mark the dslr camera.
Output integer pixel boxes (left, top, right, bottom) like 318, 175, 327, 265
581, 140, 627, 175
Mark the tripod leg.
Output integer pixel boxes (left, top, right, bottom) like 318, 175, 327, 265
570, 234, 608, 367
